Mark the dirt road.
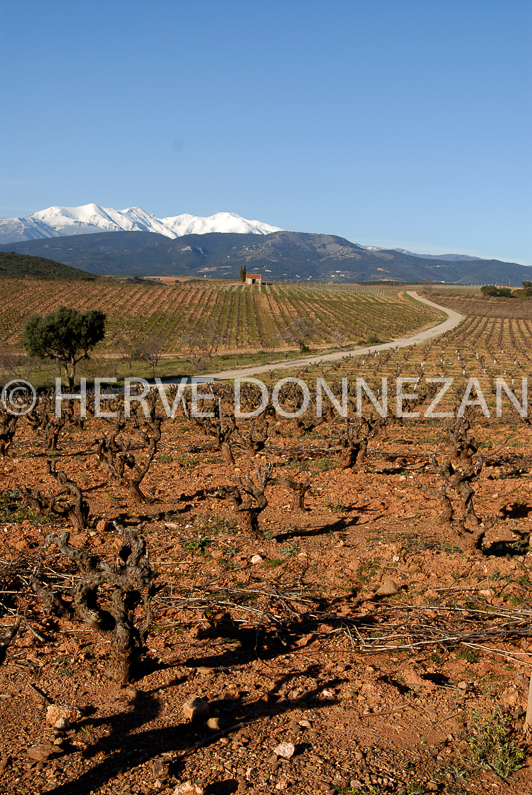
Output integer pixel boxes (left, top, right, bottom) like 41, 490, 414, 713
199, 291, 463, 382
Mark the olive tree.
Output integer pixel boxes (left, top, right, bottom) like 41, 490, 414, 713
22, 306, 106, 389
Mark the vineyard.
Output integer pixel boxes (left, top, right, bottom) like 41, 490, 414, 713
275, 295, 532, 418
0, 279, 443, 362
0, 288, 532, 794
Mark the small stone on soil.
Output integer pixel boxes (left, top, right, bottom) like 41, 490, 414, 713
183, 697, 210, 722
273, 742, 295, 759
152, 758, 169, 780
46, 703, 80, 727
27, 744, 56, 762
376, 577, 400, 596
173, 783, 204, 795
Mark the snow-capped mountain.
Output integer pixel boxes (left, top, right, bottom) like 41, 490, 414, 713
0, 203, 282, 245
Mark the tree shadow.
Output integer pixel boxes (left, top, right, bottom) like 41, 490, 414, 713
204, 782, 238, 794
482, 536, 530, 557
274, 516, 356, 541
500, 502, 532, 519
47, 665, 344, 795
186, 605, 376, 669
120, 590, 372, 685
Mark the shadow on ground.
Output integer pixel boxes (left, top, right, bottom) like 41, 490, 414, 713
47, 664, 345, 795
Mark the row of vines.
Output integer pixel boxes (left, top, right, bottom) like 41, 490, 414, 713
0, 279, 442, 357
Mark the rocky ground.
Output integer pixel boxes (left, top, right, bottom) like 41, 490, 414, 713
1, 409, 532, 795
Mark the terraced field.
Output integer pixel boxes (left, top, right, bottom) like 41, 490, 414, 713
0, 279, 443, 356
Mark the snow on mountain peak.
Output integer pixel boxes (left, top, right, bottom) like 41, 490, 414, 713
0, 204, 283, 245
159, 210, 281, 237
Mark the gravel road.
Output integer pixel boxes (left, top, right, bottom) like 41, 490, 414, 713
197, 291, 463, 382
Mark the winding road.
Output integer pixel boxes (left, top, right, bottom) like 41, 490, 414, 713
196, 291, 464, 382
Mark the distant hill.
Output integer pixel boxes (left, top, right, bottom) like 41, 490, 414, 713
1, 230, 530, 285
0, 251, 97, 280
391, 249, 482, 262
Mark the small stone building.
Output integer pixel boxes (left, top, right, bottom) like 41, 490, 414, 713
245, 273, 262, 286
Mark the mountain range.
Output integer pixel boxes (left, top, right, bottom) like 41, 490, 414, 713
0, 204, 281, 245
0, 204, 489, 263
0, 203, 529, 284
2, 229, 530, 285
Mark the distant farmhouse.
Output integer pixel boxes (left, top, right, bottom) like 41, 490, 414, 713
245, 273, 262, 286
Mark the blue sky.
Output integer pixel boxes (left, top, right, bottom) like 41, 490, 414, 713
1, 0, 531, 263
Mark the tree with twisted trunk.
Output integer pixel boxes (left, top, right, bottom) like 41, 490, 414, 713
272, 473, 311, 511
422, 414, 486, 553
20, 462, 90, 531
97, 416, 162, 503
222, 464, 274, 538
32, 528, 154, 685
0, 411, 18, 457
